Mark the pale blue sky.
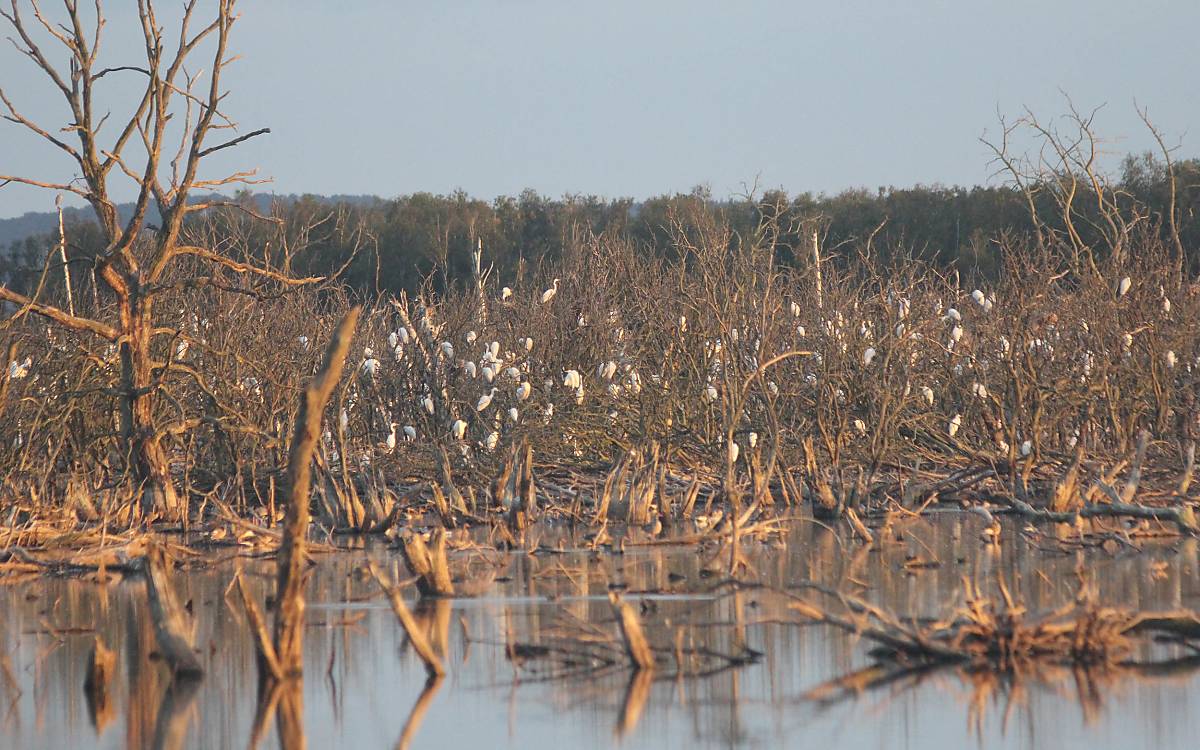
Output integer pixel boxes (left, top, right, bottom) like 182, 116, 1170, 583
1, 0, 1197, 218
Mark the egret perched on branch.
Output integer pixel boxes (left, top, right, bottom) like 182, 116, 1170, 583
948, 413, 962, 437
7, 356, 31, 380
475, 387, 497, 412
920, 386, 934, 406
464, 361, 478, 379
728, 441, 740, 464
380, 423, 398, 453
862, 347, 876, 366
1118, 276, 1132, 297
451, 420, 467, 440
439, 341, 455, 359
541, 278, 559, 304
403, 425, 417, 442
466, 330, 478, 345
501, 287, 513, 301
422, 396, 435, 415
516, 382, 531, 401
508, 407, 519, 423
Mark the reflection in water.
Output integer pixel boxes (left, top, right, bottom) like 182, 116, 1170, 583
1, 513, 1199, 749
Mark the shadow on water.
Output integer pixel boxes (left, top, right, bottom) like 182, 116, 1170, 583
3, 512, 1200, 749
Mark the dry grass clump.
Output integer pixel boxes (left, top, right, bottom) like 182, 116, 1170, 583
788, 576, 1200, 676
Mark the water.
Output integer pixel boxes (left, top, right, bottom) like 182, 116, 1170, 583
3, 512, 1199, 749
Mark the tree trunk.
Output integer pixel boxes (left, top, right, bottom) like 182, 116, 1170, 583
120, 295, 181, 522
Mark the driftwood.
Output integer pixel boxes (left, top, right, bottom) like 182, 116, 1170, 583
142, 542, 202, 676
609, 591, 655, 670
398, 529, 455, 598
274, 307, 360, 673
238, 307, 359, 750
369, 561, 445, 678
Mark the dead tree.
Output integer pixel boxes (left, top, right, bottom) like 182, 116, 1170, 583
0, 1, 325, 520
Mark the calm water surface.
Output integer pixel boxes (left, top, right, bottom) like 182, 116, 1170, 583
3, 513, 1199, 749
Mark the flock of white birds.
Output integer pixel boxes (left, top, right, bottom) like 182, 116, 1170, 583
4, 271, 1193, 468
308, 269, 1194, 472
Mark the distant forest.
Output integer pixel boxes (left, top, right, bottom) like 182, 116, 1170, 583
3, 151, 1198, 299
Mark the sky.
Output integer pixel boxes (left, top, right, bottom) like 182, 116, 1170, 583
1, 0, 1198, 219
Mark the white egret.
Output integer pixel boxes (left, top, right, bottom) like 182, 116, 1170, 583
403, 425, 417, 441
297, 335, 310, 350
504, 366, 521, 380
600, 361, 618, 380
574, 386, 585, 405
790, 301, 802, 318
945, 308, 962, 322
466, 330, 478, 344
562, 369, 581, 389
361, 358, 380, 377
508, 407, 519, 422
439, 341, 455, 359
853, 419, 867, 435
516, 382, 531, 400
541, 278, 559, 304
862, 347, 876, 366
476, 387, 497, 412
398, 327, 411, 345
1118, 276, 1132, 297
748, 431, 758, 448
485, 431, 500, 451
501, 287, 513, 301
704, 384, 718, 402
7, 356, 32, 379
948, 413, 962, 437
950, 325, 963, 343
482, 365, 496, 383
339, 408, 349, 432
422, 396, 435, 415
384, 423, 398, 452
920, 386, 934, 406
971, 289, 985, 306
489, 341, 501, 359
1020, 440, 1032, 456
972, 382, 988, 399
1166, 350, 1178, 368
388, 331, 399, 349
728, 441, 740, 464
451, 419, 467, 440
464, 361, 478, 379
1163, 297, 1172, 313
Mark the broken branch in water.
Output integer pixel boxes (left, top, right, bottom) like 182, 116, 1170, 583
369, 560, 445, 678
142, 541, 203, 676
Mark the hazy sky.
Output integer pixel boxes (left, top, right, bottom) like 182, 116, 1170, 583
1, 0, 1197, 218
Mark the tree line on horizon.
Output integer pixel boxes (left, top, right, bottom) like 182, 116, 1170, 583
4, 151, 1198, 302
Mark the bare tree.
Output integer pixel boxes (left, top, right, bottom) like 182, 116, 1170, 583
0, 1, 318, 520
